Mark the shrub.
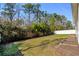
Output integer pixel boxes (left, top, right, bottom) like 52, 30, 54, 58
0, 21, 27, 43
55, 25, 64, 30
0, 20, 52, 43
39, 22, 51, 35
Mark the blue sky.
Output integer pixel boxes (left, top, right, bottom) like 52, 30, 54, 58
0, 3, 72, 22
40, 3, 72, 22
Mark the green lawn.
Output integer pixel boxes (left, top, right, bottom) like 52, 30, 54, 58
16, 34, 71, 56
0, 43, 19, 56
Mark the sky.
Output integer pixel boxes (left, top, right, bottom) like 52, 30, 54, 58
40, 3, 72, 22
0, 3, 73, 22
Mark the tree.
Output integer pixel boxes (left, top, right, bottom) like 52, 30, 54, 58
41, 11, 48, 24
16, 4, 21, 20
2, 3, 16, 21
66, 20, 73, 29
61, 15, 67, 29
49, 15, 55, 32
39, 22, 50, 35
15, 19, 24, 26
55, 25, 64, 30
22, 3, 34, 24
33, 4, 41, 23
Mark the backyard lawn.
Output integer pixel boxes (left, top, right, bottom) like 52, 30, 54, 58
16, 34, 77, 56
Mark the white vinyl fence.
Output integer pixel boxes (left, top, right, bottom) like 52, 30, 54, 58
54, 30, 76, 34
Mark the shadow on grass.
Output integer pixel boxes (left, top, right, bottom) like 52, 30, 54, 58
0, 33, 54, 44
0, 43, 23, 56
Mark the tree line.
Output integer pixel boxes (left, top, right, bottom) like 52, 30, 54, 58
0, 3, 74, 43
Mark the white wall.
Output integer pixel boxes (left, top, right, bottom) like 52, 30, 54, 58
54, 30, 76, 34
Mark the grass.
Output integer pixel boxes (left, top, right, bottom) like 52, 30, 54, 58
16, 34, 70, 56
0, 43, 19, 56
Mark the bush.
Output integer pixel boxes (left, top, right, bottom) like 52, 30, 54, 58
0, 21, 27, 43
31, 22, 51, 36
55, 25, 64, 30
39, 22, 51, 35
0, 20, 52, 43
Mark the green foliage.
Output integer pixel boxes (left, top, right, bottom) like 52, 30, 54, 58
33, 4, 42, 23
55, 25, 64, 30
39, 22, 51, 35
0, 44, 20, 56
0, 45, 4, 55
0, 20, 27, 43
15, 19, 24, 26
22, 3, 34, 23
0, 3, 74, 43
31, 23, 40, 32
31, 22, 51, 35
49, 16, 55, 32
23, 3, 34, 13
66, 20, 73, 29
0, 3, 74, 56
